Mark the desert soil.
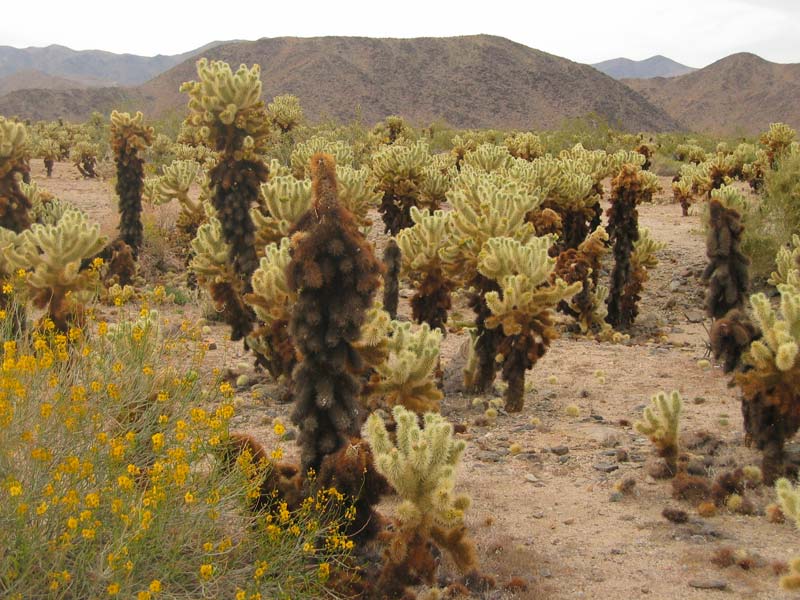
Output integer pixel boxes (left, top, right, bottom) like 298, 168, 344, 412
37, 158, 800, 600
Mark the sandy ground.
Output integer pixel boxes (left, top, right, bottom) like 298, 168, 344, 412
39, 158, 800, 600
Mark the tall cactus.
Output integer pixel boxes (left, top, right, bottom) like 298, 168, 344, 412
288, 153, 382, 473
181, 59, 271, 340
109, 110, 153, 257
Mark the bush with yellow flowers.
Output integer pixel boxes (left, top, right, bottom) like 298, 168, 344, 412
0, 300, 354, 599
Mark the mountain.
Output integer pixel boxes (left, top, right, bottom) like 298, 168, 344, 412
623, 53, 800, 134
0, 69, 87, 96
0, 41, 226, 87
592, 55, 696, 79
0, 35, 678, 131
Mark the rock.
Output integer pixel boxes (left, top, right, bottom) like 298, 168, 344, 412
283, 428, 297, 441
531, 509, 545, 519
550, 445, 570, 456
609, 492, 624, 502
685, 310, 705, 323
580, 389, 590, 398
205, 341, 217, 350
563, 518, 574, 525
539, 568, 552, 578
593, 462, 619, 473
477, 451, 503, 463
558, 456, 570, 464
524, 474, 539, 483
693, 396, 706, 405
688, 579, 727, 591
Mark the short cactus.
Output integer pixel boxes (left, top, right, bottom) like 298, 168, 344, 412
267, 94, 303, 134
70, 140, 99, 178
635, 390, 683, 477
0, 117, 32, 232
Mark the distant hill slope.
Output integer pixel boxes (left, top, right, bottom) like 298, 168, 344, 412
0, 87, 145, 122
623, 53, 800, 134
0, 69, 87, 96
137, 35, 676, 131
592, 55, 696, 79
0, 41, 226, 87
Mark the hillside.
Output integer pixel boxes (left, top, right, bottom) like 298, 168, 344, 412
0, 87, 145, 122
592, 55, 696, 79
0, 69, 87, 96
0, 41, 225, 87
623, 53, 800, 134
0, 36, 679, 131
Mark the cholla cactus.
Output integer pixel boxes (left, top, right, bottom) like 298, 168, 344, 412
70, 140, 99, 178
450, 133, 478, 170
244, 238, 297, 379
417, 163, 454, 211
0, 117, 31, 232
110, 110, 154, 256
462, 142, 513, 172
505, 132, 544, 162
189, 216, 252, 341
148, 159, 205, 243
366, 406, 478, 595
702, 185, 749, 319
775, 479, 800, 590
253, 174, 312, 248
37, 137, 60, 177
760, 122, 796, 168
267, 94, 303, 134
370, 115, 412, 146
635, 141, 655, 170
382, 240, 401, 320
288, 153, 382, 472
635, 390, 683, 476
736, 287, 800, 483
672, 177, 694, 217
675, 143, 707, 164
8, 209, 106, 329
372, 140, 432, 234
479, 236, 582, 411
335, 165, 381, 232
769, 235, 800, 292
290, 136, 354, 179
396, 207, 453, 330
606, 164, 661, 329
182, 59, 271, 340
443, 169, 539, 393
372, 321, 443, 414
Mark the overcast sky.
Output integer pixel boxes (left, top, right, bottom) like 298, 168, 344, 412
2, 0, 798, 67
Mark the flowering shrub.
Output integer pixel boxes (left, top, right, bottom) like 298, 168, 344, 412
0, 298, 352, 599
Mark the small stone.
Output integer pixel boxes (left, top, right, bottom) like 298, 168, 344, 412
550, 445, 570, 456
693, 396, 706, 405
685, 310, 705, 323
609, 492, 624, 502
283, 428, 297, 441
593, 463, 619, 473
610, 548, 623, 555
563, 518, 574, 525
524, 474, 539, 483
580, 389, 590, 398
205, 341, 217, 350
669, 279, 682, 292
688, 579, 727, 591
539, 568, 552, 578
477, 451, 503, 463
531, 509, 545, 519
558, 456, 570, 464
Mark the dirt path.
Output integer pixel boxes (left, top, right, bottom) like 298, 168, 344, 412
49, 162, 798, 600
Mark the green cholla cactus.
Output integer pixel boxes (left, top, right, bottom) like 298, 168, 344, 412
634, 390, 683, 476
370, 115, 413, 146
372, 321, 443, 414
769, 235, 800, 292
761, 122, 796, 168
372, 140, 432, 234
417, 163, 455, 211
442, 168, 540, 394
290, 136, 354, 179
675, 143, 707, 164
253, 175, 312, 248
70, 140, 99, 178
776, 479, 800, 589
182, 59, 271, 340
462, 142, 513, 172
110, 110, 154, 257
672, 177, 694, 216
479, 236, 582, 411
504, 132, 544, 162
0, 117, 31, 232
37, 137, 60, 177
396, 206, 453, 330
335, 165, 381, 232
8, 209, 106, 330
737, 287, 800, 483
267, 94, 303, 134
149, 159, 205, 247
243, 238, 297, 380
632, 228, 666, 270
366, 405, 478, 594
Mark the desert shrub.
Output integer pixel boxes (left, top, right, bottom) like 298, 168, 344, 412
0, 309, 352, 599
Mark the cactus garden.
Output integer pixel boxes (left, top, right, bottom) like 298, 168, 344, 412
3, 56, 800, 600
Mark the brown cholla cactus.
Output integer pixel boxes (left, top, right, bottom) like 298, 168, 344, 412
287, 153, 382, 473
605, 164, 660, 329
109, 110, 154, 257
0, 117, 32, 232
702, 186, 749, 319
382, 239, 401, 320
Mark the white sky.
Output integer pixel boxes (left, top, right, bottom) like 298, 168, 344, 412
2, 0, 798, 67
